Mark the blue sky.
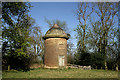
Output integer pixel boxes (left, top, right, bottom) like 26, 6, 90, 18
28, 2, 79, 48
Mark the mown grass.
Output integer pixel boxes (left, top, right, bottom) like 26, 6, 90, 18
2, 68, 119, 78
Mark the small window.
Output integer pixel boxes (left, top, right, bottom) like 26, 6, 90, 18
59, 44, 64, 45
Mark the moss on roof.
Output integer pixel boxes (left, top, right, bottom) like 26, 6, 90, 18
43, 24, 69, 40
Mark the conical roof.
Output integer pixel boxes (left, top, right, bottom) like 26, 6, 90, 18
43, 24, 69, 40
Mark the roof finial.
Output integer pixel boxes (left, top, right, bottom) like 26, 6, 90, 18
53, 24, 59, 28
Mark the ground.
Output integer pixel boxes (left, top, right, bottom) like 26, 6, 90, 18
2, 68, 119, 78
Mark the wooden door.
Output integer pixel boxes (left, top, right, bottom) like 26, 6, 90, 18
59, 55, 65, 66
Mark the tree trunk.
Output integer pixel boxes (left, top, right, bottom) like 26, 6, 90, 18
104, 60, 108, 70
116, 63, 118, 71
8, 65, 10, 71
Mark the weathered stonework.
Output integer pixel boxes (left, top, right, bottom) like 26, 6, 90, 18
44, 38, 67, 68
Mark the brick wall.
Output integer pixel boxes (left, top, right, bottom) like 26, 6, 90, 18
44, 38, 67, 68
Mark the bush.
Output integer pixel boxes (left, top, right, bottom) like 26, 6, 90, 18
67, 54, 74, 64
74, 52, 105, 69
2, 52, 32, 71
79, 52, 91, 66
91, 53, 104, 69
74, 52, 91, 66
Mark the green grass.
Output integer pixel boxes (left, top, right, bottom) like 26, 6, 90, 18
2, 68, 118, 78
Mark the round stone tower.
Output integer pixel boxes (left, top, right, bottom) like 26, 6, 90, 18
43, 24, 69, 68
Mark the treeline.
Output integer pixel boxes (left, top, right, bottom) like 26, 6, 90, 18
67, 2, 120, 71
1, 2, 120, 71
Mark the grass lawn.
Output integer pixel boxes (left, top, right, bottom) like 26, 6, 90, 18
2, 68, 119, 78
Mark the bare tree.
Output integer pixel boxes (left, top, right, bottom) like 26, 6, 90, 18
75, 2, 118, 70
30, 25, 44, 63
88, 2, 118, 70
95, 2, 118, 70
75, 2, 94, 53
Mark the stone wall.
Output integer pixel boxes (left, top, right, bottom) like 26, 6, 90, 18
44, 38, 67, 68
67, 64, 91, 70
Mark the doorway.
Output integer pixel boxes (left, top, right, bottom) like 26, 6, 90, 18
58, 55, 65, 67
